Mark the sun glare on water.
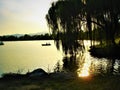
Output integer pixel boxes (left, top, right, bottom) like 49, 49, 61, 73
78, 70, 90, 77
77, 44, 91, 78
78, 59, 91, 77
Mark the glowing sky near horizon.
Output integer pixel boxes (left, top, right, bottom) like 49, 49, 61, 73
0, 0, 57, 35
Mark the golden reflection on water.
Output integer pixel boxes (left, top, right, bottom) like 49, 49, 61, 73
78, 70, 90, 77
77, 51, 111, 77
77, 41, 91, 77
77, 40, 111, 77
77, 51, 91, 77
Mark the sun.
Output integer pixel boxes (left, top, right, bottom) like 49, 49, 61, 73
78, 70, 90, 77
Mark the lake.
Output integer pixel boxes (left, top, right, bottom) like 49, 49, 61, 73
0, 40, 120, 77
0, 40, 63, 76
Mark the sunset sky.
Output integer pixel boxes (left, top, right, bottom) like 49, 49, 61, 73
0, 0, 57, 35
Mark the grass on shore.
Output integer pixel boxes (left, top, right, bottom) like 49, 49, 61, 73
0, 75, 120, 90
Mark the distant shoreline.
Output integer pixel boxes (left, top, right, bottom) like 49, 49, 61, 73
0, 33, 53, 41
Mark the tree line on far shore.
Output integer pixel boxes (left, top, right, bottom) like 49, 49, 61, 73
0, 30, 106, 41
0, 33, 53, 41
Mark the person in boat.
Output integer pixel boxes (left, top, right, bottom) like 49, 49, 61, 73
42, 43, 51, 46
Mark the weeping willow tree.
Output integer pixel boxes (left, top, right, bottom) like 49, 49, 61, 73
46, 0, 120, 55
85, 0, 120, 45
46, 0, 84, 55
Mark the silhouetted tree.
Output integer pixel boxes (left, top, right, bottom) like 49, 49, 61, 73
46, 0, 120, 51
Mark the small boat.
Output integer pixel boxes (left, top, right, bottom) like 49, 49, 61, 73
42, 43, 51, 46
0, 41, 4, 45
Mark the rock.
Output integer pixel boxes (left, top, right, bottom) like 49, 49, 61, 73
27, 68, 48, 77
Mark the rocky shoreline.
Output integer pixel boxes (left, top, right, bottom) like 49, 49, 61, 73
0, 68, 75, 80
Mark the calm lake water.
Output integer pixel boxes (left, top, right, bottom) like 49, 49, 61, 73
0, 40, 120, 77
0, 40, 63, 76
